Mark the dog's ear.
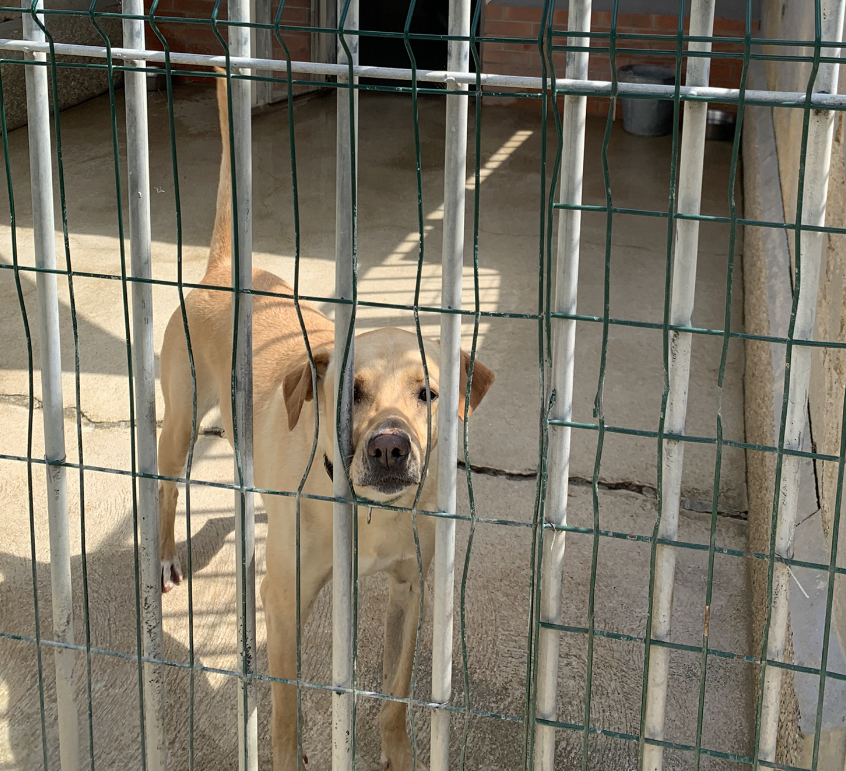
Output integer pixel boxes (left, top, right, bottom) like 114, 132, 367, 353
283, 347, 332, 431
458, 349, 495, 420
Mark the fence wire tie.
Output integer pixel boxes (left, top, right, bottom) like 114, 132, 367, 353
780, 556, 810, 600
550, 526, 560, 553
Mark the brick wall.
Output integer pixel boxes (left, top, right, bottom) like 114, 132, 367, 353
482, 7, 760, 114
143, 0, 311, 91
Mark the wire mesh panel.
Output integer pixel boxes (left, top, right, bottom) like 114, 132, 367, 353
2, 0, 846, 769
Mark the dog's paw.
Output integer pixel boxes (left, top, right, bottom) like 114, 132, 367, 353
161, 555, 183, 592
380, 753, 427, 771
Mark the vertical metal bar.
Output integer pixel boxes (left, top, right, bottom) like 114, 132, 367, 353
229, 1, 258, 768
21, 2, 80, 768
640, 3, 715, 770
333, 0, 357, 766
252, 0, 272, 106
122, 2, 166, 769
312, 0, 337, 71
2, 54, 51, 771
429, 0, 470, 767
533, 3, 591, 769
756, 0, 846, 763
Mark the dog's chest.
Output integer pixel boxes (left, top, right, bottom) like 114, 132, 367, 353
356, 508, 421, 578
357, 549, 397, 578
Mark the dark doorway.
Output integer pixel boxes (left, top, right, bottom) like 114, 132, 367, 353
359, 0, 480, 85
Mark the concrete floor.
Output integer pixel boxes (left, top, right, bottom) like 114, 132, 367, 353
0, 86, 754, 769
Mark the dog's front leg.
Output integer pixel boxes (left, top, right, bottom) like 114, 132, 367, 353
263, 572, 323, 771
380, 560, 432, 771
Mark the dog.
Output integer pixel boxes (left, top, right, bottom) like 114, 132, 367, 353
155, 69, 495, 770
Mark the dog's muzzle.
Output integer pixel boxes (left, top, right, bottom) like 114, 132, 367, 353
359, 428, 419, 495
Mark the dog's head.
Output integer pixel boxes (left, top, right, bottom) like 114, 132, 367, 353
282, 328, 494, 503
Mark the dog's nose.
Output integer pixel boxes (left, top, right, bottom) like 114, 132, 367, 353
367, 431, 411, 469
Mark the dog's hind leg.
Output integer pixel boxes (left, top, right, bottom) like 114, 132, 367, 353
157, 402, 193, 591
157, 317, 215, 591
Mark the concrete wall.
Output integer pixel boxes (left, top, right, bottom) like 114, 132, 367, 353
1, 0, 123, 132
763, 0, 846, 704
742, 71, 804, 767
743, 0, 846, 765
761, 0, 846, 558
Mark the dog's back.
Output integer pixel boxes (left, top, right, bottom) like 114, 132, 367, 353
159, 70, 333, 428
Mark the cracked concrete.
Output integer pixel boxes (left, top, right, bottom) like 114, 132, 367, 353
0, 84, 753, 768
3, 384, 748, 517
459, 459, 749, 519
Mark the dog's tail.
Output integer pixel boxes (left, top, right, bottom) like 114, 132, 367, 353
207, 66, 232, 272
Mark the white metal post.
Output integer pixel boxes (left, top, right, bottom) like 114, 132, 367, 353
229, 2, 258, 769
641, 3, 715, 770
21, 2, 80, 769
122, 2, 166, 769
333, 0, 358, 768
533, 3, 591, 769
251, 0, 272, 107
757, 0, 846, 763
429, 0, 470, 766
312, 0, 337, 70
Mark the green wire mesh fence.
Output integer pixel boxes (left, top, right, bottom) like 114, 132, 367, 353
2, 0, 846, 769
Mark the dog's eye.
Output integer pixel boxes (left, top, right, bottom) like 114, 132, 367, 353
353, 385, 362, 404
418, 388, 438, 403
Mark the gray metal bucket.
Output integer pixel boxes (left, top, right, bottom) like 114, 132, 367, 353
617, 64, 676, 137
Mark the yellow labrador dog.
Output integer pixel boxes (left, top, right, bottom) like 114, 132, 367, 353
156, 70, 494, 770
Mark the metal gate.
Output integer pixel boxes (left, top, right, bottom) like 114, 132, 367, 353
2, 0, 845, 768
